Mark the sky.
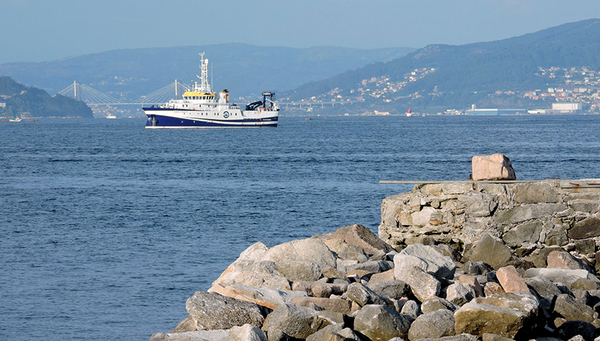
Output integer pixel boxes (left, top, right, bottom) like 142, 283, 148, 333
1, 0, 600, 64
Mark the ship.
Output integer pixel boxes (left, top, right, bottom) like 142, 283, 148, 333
143, 53, 279, 128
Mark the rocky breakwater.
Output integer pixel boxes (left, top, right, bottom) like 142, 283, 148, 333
379, 179, 600, 272
150, 224, 600, 341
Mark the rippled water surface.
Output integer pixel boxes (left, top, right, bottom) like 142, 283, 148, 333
1, 115, 599, 340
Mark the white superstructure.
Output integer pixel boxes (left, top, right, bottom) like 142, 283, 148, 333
143, 53, 279, 128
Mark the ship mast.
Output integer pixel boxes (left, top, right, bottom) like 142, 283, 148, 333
196, 52, 212, 93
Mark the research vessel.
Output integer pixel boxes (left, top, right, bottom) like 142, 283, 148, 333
143, 53, 279, 128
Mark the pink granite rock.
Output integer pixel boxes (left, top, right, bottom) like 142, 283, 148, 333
472, 154, 516, 181
496, 266, 529, 293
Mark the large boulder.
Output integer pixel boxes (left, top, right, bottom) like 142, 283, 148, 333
408, 309, 456, 340
186, 292, 264, 330
421, 298, 459, 314
396, 266, 441, 302
345, 282, 392, 307
209, 284, 308, 310
396, 244, 457, 279
525, 277, 560, 302
325, 224, 393, 255
260, 238, 337, 282
553, 294, 595, 323
445, 283, 475, 306
471, 292, 539, 320
471, 154, 516, 181
496, 266, 530, 293
212, 242, 291, 290
567, 217, 600, 240
262, 304, 329, 341
290, 296, 353, 314
463, 234, 513, 269
523, 268, 599, 287
367, 279, 411, 300
454, 302, 527, 338
547, 251, 587, 270
353, 304, 413, 341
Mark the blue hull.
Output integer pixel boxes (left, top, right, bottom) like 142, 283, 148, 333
145, 113, 278, 128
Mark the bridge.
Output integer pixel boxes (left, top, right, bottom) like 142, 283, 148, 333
56, 81, 358, 109
56, 80, 191, 106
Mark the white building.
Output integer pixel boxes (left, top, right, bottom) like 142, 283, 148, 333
552, 102, 582, 113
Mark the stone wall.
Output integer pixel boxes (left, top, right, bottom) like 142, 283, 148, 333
379, 180, 600, 270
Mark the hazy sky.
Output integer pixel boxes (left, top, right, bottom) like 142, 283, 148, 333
1, 0, 600, 64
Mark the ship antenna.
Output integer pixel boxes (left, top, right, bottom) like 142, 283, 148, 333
197, 52, 211, 93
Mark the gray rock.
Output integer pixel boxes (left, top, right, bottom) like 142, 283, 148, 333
547, 251, 587, 270
261, 238, 337, 282
305, 324, 361, 341
211, 242, 290, 290
545, 226, 570, 247
502, 220, 542, 247
227, 324, 267, 341
327, 224, 393, 255
421, 298, 459, 314
345, 260, 391, 274
524, 268, 597, 287
346, 282, 392, 307
262, 304, 329, 341
463, 234, 513, 269
568, 217, 600, 239
400, 300, 421, 319
461, 192, 498, 217
512, 182, 560, 204
150, 330, 229, 341
209, 284, 308, 310
366, 279, 411, 300
554, 294, 595, 323
463, 261, 494, 275
398, 266, 441, 302
186, 292, 264, 330
493, 203, 566, 225
445, 283, 475, 306
524, 276, 562, 301
470, 292, 541, 334
353, 304, 412, 341
408, 309, 455, 341
397, 244, 457, 279
290, 296, 353, 315
454, 302, 527, 338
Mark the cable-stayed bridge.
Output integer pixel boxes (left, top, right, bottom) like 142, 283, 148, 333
56, 80, 191, 106
56, 81, 359, 109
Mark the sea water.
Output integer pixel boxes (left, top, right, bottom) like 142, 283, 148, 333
1, 115, 599, 341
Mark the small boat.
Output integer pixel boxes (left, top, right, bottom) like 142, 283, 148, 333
9, 117, 22, 122
143, 53, 279, 128
106, 114, 117, 119
406, 109, 412, 117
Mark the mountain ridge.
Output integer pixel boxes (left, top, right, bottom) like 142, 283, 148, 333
0, 43, 415, 101
284, 18, 600, 113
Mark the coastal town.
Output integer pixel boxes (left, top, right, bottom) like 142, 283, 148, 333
294, 66, 600, 115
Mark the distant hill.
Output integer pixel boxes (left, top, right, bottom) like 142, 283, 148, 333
285, 19, 600, 113
0, 44, 415, 101
0, 76, 93, 118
